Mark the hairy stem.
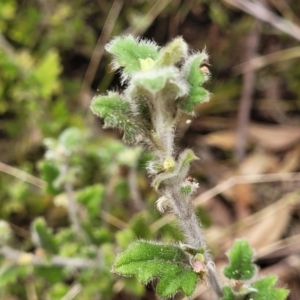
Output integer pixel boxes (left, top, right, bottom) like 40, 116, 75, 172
166, 186, 223, 298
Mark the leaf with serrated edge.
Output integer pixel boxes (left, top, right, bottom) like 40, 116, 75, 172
105, 35, 159, 82
223, 239, 256, 280
249, 275, 289, 300
155, 37, 188, 67
91, 92, 146, 143
113, 241, 198, 298
181, 53, 210, 114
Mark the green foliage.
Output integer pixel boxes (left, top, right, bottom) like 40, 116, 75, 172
94, 35, 294, 300
31, 217, 59, 254
249, 275, 289, 300
105, 35, 159, 81
39, 161, 60, 194
155, 37, 188, 67
181, 53, 210, 114
0, 265, 30, 288
129, 67, 188, 101
34, 266, 65, 284
91, 92, 145, 143
113, 241, 198, 298
223, 239, 256, 280
181, 185, 192, 195
32, 50, 62, 98
0, 2, 294, 298
221, 286, 235, 300
92, 35, 211, 160
77, 184, 105, 218
222, 241, 289, 300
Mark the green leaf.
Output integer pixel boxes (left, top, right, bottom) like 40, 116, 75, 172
77, 184, 104, 218
106, 35, 159, 81
181, 53, 210, 114
223, 239, 256, 280
31, 217, 59, 254
249, 275, 289, 300
39, 160, 60, 194
155, 37, 188, 67
33, 49, 62, 97
91, 92, 145, 143
129, 67, 188, 99
221, 286, 235, 300
113, 240, 198, 298
0, 265, 29, 288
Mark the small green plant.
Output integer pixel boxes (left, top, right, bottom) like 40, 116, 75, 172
91, 35, 289, 299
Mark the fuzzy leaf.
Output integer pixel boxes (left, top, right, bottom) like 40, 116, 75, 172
249, 275, 289, 300
181, 149, 198, 166
105, 35, 159, 80
181, 53, 210, 114
155, 37, 188, 67
129, 67, 188, 99
91, 92, 145, 143
113, 241, 198, 298
31, 217, 59, 254
223, 240, 256, 280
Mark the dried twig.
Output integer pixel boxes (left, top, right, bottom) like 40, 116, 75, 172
0, 245, 96, 269
100, 210, 127, 229
0, 161, 46, 189
61, 284, 83, 300
124, 0, 172, 36
235, 22, 259, 162
234, 46, 300, 74
80, 0, 123, 101
223, 0, 300, 41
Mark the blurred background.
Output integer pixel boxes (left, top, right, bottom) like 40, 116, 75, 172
0, 0, 300, 299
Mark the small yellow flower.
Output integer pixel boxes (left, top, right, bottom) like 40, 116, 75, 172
163, 157, 176, 172
139, 57, 155, 71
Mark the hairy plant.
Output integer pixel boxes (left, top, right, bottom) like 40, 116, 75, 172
91, 35, 289, 300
